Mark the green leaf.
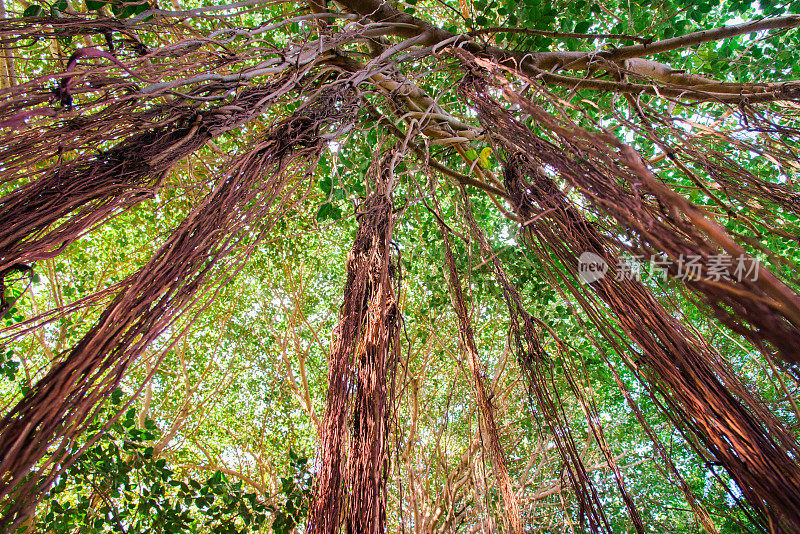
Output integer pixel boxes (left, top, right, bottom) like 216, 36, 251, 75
573, 20, 591, 33
316, 202, 342, 222
22, 4, 45, 16
110, 0, 148, 18
319, 176, 332, 196
478, 146, 492, 169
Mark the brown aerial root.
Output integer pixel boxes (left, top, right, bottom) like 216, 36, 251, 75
0, 75, 303, 274
0, 88, 357, 532
457, 58, 800, 366
453, 183, 641, 533
446, 56, 800, 531
428, 186, 523, 534
499, 152, 800, 531
308, 149, 401, 534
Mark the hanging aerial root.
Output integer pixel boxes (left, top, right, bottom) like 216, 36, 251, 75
0, 88, 358, 532
612, 101, 800, 223
459, 62, 800, 366
428, 186, 523, 534
309, 149, 401, 534
455, 183, 635, 534
451, 59, 800, 531
0, 75, 303, 274
500, 152, 800, 532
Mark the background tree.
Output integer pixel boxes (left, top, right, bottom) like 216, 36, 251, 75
1, 0, 800, 532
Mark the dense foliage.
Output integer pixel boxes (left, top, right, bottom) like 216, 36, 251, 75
1, 0, 800, 531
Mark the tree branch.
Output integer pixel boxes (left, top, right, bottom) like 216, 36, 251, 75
333, 0, 800, 103
607, 14, 800, 60
467, 52, 800, 104
466, 26, 651, 44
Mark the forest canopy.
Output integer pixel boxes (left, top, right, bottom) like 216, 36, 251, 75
1, 0, 800, 532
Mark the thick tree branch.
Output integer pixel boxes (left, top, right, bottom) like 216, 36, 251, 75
333, 0, 800, 103
466, 26, 650, 43
468, 53, 800, 104
607, 14, 800, 60
373, 106, 509, 198
535, 14, 800, 69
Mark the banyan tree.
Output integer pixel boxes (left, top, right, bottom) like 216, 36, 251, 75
1, 0, 800, 531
